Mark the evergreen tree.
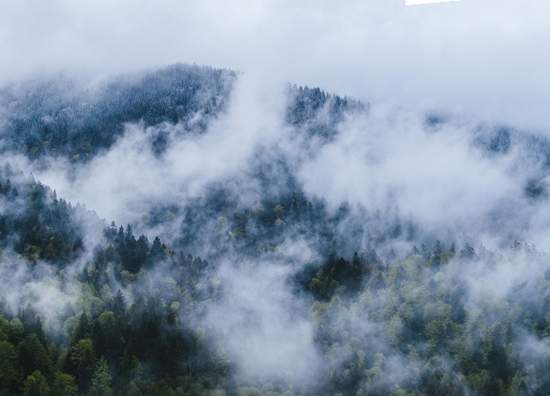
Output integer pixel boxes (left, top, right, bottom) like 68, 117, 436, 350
89, 358, 112, 396
0, 340, 18, 394
51, 372, 78, 396
22, 371, 49, 396
16, 334, 53, 380
68, 338, 96, 390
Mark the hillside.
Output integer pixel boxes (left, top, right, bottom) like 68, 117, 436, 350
0, 65, 549, 395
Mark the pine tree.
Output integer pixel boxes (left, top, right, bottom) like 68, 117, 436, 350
16, 334, 53, 380
89, 358, 112, 396
51, 372, 77, 396
22, 371, 49, 396
0, 340, 18, 393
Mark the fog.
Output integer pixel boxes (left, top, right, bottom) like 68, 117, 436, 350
1, 1, 550, 393
2, 0, 550, 129
2, 65, 550, 388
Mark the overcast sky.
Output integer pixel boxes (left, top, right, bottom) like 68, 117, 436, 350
1, 0, 549, 129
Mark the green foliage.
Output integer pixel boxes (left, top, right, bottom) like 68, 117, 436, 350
51, 372, 78, 396
68, 338, 96, 389
22, 371, 50, 396
301, 252, 370, 300
89, 358, 112, 396
1, 144, 550, 395
0, 171, 84, 265
0, 340, 18, 393
17, 334, 53, 380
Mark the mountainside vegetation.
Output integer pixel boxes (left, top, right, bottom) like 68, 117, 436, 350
0, 65, 549, 395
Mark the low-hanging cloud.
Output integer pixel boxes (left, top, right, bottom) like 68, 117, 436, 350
297, 107, 522, 237
1, 1, 550, 391
203, 255, 321, 385
17, 73, 287, 225
1, 0, 549, 129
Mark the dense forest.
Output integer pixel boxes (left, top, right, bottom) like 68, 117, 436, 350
1, 65, 550, 395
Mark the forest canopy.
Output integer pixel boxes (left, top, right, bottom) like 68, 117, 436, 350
0, 65, 549, 396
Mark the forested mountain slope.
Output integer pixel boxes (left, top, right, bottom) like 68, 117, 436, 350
0, 65, 549, 395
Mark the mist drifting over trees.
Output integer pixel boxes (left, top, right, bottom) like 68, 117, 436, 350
2, 1, 550, 395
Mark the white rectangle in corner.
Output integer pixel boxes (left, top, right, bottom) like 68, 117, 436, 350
406, 0, 460, 5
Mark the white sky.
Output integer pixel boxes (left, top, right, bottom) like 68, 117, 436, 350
1, 0, 549, 130
406, 0, 460, 5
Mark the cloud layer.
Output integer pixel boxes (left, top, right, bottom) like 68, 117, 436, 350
2, 0, 549, 129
